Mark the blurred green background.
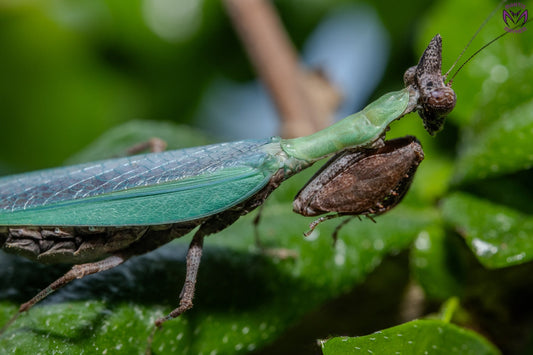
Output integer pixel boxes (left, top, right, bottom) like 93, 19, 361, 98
0, 0, 434, 173
1, 0, 533, 354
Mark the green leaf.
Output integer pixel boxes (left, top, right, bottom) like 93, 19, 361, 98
321, 319, 500, 355
441, 192, 533, 268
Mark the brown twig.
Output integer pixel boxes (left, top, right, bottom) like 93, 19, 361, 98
223, 0, 341, 138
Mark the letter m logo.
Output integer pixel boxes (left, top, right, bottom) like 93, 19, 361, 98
503, 8, 528, 27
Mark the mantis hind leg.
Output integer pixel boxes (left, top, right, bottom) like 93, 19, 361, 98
152, 209, 243, 328
0, 255, 126, 334
147, 230, 204, 353
153, 169, 292, 328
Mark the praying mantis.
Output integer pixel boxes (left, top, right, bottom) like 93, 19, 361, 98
0, 33, 452, 332
0, 2, 525, 348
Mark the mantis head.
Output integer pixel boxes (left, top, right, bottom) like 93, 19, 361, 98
403, 35, 456, 136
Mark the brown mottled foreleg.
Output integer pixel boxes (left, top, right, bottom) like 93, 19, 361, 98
0, 255, 126, 334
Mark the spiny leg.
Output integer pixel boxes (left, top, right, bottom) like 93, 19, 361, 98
147, 220, 216, 351
0, 255, 126, 334
154, 231, 204, 327
157, 208, 253, 323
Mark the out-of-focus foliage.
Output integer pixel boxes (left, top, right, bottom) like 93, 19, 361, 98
0, 0, 428, 172
0, 0, 237, 171
1, 0, 533, 354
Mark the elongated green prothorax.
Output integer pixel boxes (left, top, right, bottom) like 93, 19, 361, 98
281, 34, 456, 161
280, 89, 411, 161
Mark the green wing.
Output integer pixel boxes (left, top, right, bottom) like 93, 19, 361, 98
0, 139, 282, 226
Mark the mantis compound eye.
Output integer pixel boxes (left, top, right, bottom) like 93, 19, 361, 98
426, 86, 456, 113
419, 85, 456, 135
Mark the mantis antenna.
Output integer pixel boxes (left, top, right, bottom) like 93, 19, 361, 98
445, 1, 529, 84
443, 0, 506, 83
